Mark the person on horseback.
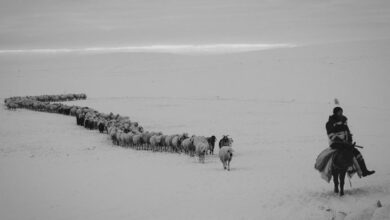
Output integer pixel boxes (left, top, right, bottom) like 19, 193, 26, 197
326, 107, 375, 177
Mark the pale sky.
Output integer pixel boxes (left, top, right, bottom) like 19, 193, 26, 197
0, 0, 390, 49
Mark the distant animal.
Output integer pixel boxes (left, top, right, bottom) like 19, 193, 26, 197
193, 136, 209, 163
219, 146, 233, 171
171, 133, 188, 153
76, 114, 85, 126
121, 132, 133, 147
150, 135, 164, 151
98, 121, 106, 133
6, 102, 17, 110
165, 135, 175, 152
332, 148, 354, 196
219, 135, 233, 148
116, 130, 124, 146
181, 136, 195, 156
206, 135, 216, 154
132, 134, 144, 150
109, 127, 119, 145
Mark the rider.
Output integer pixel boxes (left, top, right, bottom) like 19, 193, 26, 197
326, 107, 375, 177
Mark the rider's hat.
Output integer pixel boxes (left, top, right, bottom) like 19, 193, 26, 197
333, 106, 343, 115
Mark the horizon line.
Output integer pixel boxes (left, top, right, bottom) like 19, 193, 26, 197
0, 43, 297, 55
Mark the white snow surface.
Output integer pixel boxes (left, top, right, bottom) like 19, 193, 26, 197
1, 43, 390, 219
1, 96, 389, 220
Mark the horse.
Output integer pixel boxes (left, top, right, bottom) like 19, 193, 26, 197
332, 148, 354, 196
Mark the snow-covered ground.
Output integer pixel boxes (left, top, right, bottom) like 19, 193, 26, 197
1, 43, 390, 219
1, 0, 390, 219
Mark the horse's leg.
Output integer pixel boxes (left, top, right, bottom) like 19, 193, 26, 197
339, 171, 346, 196
333, 172, 339, 194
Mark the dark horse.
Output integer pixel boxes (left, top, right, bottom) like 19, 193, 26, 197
332, 148, 354, 196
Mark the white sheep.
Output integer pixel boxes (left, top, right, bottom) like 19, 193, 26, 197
219, 146, 233, 171
122, 132, 133, 147
164, 135, 175, 152
193, 136, 209, 163
181, 136, 195, 156
132, 134, 143, 150
171, 133, 188, 153
150, 135, 164, 151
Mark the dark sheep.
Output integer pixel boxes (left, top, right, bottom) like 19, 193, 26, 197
206, 135, 217, 154
219, 135, 233, 148
98, 121, 106, 133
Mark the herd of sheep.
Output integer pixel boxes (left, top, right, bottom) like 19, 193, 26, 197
4, 93, 234, 170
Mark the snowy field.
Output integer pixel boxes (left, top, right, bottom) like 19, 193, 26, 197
1, 0, 390, 219
1, 41, 390, 220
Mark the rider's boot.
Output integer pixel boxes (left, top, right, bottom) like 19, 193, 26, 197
358, 157, 375, 177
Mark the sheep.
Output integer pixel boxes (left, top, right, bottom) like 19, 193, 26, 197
165, 135, 175, 152
4, 94, 88, 113
206, 135, 217, 154
171, 133, 189, 153
181, 136, 195, 156
90, 117, 99, 130
150, 132, 163, 149
119, 131, 130, 146
84, 117, 94, 130
132, 134, 144, 150
170, 135, 179, 152
70, 106, 78, 116
219, 135, 234, 148
193, 136, 209, 163
129, 122, 139, 133
140, 132, 159, 150
150, 135, 164, 151
122, 132, 133, 147
98, 120, 106, 133
219, 146, 233, 171
6, 102, 18, 110
76, 108, 83, 117
109, 127, 119, 145
115, 130, 124, 146
161, 135, 168, 149
76, 114, 85, 126
123, 123, 131, 133
5, 94, 231, 161
195, 142, 208, 163
140, 132, 151, 150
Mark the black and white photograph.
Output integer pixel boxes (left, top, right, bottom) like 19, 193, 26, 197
1, 0, 390, 219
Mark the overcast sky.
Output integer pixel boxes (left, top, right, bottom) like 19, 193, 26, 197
0, 0, 389, 49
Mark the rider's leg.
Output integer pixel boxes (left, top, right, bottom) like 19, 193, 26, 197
353, 148, 375, 177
